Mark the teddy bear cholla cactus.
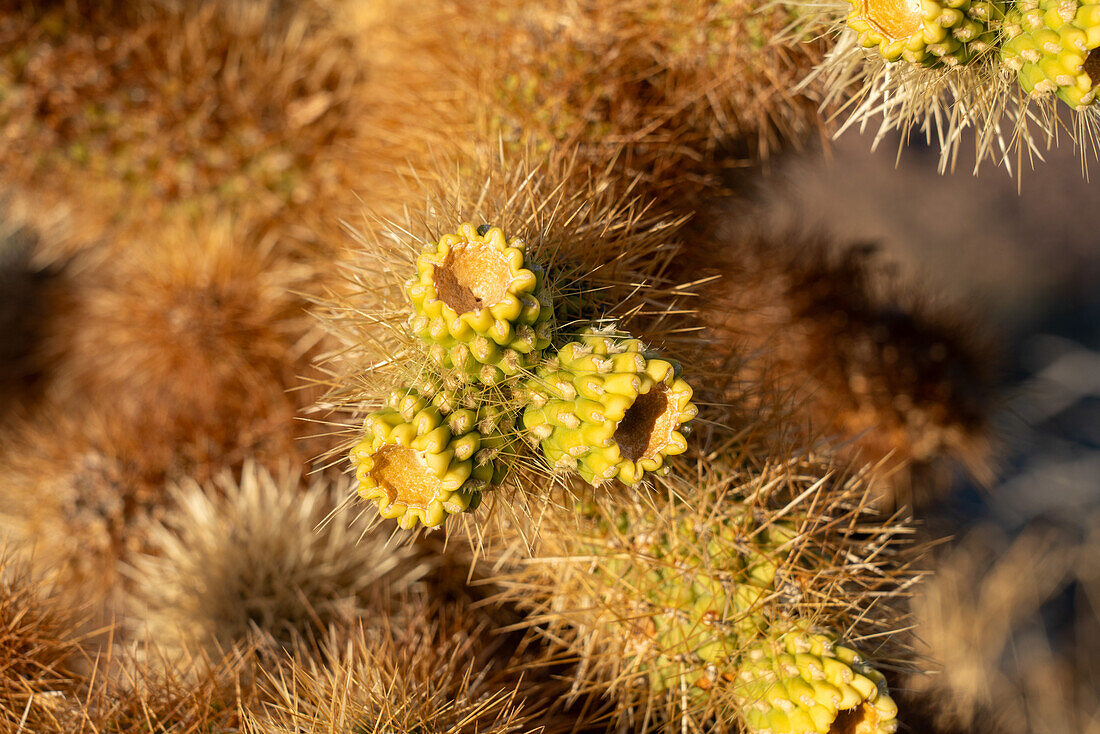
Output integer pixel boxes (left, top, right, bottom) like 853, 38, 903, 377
314, 150, 699, 526
125, 462, 427, 655
480, 449, 916, 732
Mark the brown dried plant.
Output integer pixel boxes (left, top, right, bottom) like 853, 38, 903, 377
0, 552, 86, 732
432, 0, 827, 205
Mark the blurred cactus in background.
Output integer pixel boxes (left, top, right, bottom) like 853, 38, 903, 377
0, 1, 1095, 733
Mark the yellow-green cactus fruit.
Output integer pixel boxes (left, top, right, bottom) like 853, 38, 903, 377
521, 328, 697, 486
350, 388, 502, 529
406, 223, 554, 385
847, 0, 1004, 66
1002, 0, 1100, 107
735, 629, 899, 734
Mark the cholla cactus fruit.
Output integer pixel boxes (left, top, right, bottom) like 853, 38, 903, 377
736, 629, 899, 734
350, 389, 500, 529
1002, 0, 1100, 107
522, 328, 697, 486
847, 0, 1004, 65
406, 223, 554, 384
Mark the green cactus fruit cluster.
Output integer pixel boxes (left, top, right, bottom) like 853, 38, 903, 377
350, 388, 513, 529
1002, 0, 1100, 107
735, 629, 899, 734
581, 503, 897, 733
847, 0, 1005, 66
406, 223, 554, 385
521, 328, 697, 486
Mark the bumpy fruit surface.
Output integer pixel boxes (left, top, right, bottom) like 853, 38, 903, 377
1002, 0, 1100, 107
350, 388, 508, 529
522, 328, 696, 486
406, 223, 554, 385
847, 0, 1004, 65
736, 629, 899, 734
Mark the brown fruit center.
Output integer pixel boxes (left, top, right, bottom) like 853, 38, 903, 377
368, 444, 441, 510
435, 238, 512, 314
829, 703, 882, 734
859, 0, 923, 40
614, 385, 676, 462
1083, 47, 1100, 87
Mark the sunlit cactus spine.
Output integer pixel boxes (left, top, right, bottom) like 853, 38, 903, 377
406, 223, 554, 386
350, 387, 512, 528
521, 326, 697, 486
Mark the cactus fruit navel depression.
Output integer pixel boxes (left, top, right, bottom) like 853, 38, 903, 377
350, 388, 509, 529
847, 0, 1004, 65
521, 328, 696, 486
1002, 0, 1100, 107
406, 223, 554, 385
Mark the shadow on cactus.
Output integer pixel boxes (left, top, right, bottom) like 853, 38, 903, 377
479, 448, 919, 732
312, 150, 706, 533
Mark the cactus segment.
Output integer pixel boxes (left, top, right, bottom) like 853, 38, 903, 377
521, 328, 697, 486
350, 388, 504, 529
406, 223, 554, 384
736, 630, 899, 734
1002, 0, 1100, 108
846, 0, 1004, 66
